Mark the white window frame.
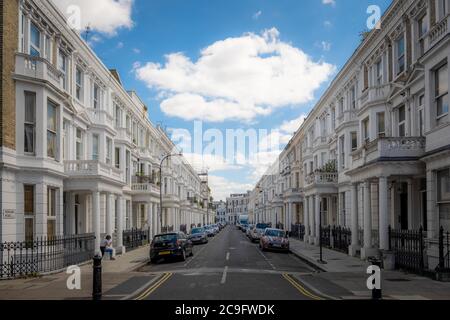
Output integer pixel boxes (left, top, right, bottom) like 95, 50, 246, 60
29, 22, 41, 57
396, 35, 406, 76
92, 134, 99, 161
76, 67, 83, 102
47, 101, 58, 160
398, 105, 406, 137
76, 128, 84, 161
377, 112, 385, 136
106, 137, 113, 165
24, 91, 36, 155
435, 63, 449, 120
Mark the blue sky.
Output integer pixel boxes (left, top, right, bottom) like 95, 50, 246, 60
55, 0, 392, 200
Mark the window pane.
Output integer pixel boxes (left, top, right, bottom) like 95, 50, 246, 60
378, 113, 385, 134
47, 102, 57, 131
436, 64, 448, 97
30, 23, 40, 49
438, 169, 450, 202
24, 125, 35, 153
47, 131, 56, 158
24, 185, 34, 214
47, 220, 56, 239
25, 219, 34, 243
25, 92, 36, 123
399, 106, 406, 122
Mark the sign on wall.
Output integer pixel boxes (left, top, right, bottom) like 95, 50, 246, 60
2, 209, 15, 219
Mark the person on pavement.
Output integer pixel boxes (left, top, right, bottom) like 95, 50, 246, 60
100, 235, 116, 260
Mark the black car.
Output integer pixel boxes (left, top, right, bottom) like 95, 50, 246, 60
150, 232, 193, 263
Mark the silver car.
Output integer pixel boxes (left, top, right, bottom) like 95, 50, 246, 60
189, 227, 208, 244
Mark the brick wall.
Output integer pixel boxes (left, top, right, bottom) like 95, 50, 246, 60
0, 0, 18, 150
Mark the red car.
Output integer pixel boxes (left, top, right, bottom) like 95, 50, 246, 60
259, 228, 289, 252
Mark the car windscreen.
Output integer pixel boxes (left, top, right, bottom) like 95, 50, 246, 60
256, 224, 269, 229
265, 230, 285, 237
191, 228, 204, 234
154, 234, 177, 242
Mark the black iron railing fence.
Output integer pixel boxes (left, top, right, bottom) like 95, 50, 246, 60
389, 226, 425, 274
161, 226, 174, 234
276, 223, 284, 230
0, 234, 95, 279
320, 226, 331, 248
180, 225, 187, 234
331, 226, 352, 253
290, 224, 305, 240
438, 226, 450, 272
123, 228, 150, 251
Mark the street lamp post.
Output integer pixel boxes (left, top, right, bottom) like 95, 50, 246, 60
159, 153, 182, 233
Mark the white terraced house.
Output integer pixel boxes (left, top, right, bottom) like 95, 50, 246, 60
251, 0, 450, 275
226, 193, 250, 225
0, 0, 213, 262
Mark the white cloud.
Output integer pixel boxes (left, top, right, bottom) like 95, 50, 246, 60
133, 48, 141, 54
323, 20, 333, 28
322, 0, 336, 6
321, 41, 332, 51
280, 114, 307, 134
53, 0, 134, 36
253, 11, 262, 20
135, 28, 335, 123
208, 175, 253, 201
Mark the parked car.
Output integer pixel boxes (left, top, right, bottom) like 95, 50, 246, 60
250, 223, 270, 243
189, 227, 209, 245
150, 232, 193, 263
241, 223, 249, 233
246, 224, 255, 238
204, 225, 215, 237
259, 228, 289, 253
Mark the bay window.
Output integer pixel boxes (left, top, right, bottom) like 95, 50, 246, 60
47, 101, 58, 159
351, 132, 358, 152
24, 92, 36, 154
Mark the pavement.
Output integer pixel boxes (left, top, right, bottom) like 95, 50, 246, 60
288, 237, 450, 300
0, 245, 155, 300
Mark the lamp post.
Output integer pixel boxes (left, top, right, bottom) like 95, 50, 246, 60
159, 153, 182, 233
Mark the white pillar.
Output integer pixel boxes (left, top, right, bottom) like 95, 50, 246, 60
147, 202, 153, 236
117, 196, 125, 253
349, 183, 360, 256
288, 202, 293, 232
304, 197, 310, 242
407, 179, 413, 229
315, 195, 321, 245
309, 196, 315, 243
379, 177, 389, 251
361, 181, 376, 259
105, 193, 114, 237
92, 191, 101, 255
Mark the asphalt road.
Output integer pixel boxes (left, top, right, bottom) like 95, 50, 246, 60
136, 226, 324, 300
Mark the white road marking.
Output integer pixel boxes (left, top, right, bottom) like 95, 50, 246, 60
255, 247, 276, 270
226, 252, 230, 261
221, 266, 229, 284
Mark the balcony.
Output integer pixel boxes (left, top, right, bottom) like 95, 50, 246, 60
87, 108, 114, 128
352, 137, 426, 167
116, 128, 131, 141
359, 84, 391, 109
15, 53, 64, 91
305, 172, 338, 186
131, 183, 159, 195
64, 160, 123, 182
428, 15, 449, 49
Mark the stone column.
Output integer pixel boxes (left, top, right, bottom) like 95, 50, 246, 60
288, 202, 293, 232
349, 183, 360, 256
105, 193, 114, 237
147, 202, 153, 237
92, 191, 101, 255
309, 196, 316, 243
361, 181, 376, 259
407, 179, 413, 229
315, 195, 321, 246
426, 170, 437, 239
117, 196, 125, 253
379, 177, 389, 251
69, 192, 76, 235
304, 197, 310, 242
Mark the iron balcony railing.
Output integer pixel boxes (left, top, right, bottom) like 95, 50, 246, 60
0, 233, 95, 280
